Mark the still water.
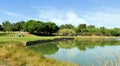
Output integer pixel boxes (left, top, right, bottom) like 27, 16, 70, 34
28, 38, 120, 66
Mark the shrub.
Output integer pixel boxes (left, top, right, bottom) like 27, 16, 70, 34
57, 29, 76, 36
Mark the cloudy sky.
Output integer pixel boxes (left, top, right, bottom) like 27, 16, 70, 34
0, 0, 120, 28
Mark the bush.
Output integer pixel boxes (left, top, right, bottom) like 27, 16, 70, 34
57, 29, 76, 36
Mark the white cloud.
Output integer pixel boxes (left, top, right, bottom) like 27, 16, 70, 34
2, 11, 32, 19
35, 7, 86, 26
64, 11, 86, 25
65, 48, 80, 58
32, 6, 120, 28
83, 10, 120, 28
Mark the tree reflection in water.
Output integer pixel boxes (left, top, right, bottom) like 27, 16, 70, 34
28, 39, 120, 54
28, 43, 59, 55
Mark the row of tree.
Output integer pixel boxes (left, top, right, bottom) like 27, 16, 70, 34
0, 20, 59, 35
0, 20, 120, 36
23, 20, 59, 35
0, 21, 25, 33
76, 27, 120, 36
58, 24, 120, 36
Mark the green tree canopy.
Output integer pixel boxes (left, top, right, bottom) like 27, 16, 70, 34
87, 25, 95, 28
2, 21, 12, 32
23, 20, 59, 35
23, 20, 38, 33
78, 24, 87, 28
14, 21, 25, 31
59, 24, 74, 29
44, 22, 59, 34
0, 24, 3, 31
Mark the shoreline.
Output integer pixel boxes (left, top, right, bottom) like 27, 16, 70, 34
26, 38, 74, 46
26, 36, 120, 46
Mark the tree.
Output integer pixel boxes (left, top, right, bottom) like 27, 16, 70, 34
87, 25, 95, 28
2, 21, 12, 33
0, 24, 3, 31
74, 28, 81, 34
11, 23, 17, 32
105, 29, 120, 36
44, 22, 59, 34
35, 21, 44, 33
77, 24, 88, 33
59, 24, 74, 29
100, 27, 106, 35
14, 21, 25, 31
23, 20, 59, 35
23, 20, 38, 33
78, 24, 86, 28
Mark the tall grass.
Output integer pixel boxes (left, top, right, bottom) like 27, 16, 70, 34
0, 44, 78, 66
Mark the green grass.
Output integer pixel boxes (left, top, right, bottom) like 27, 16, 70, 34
0, 32, 78, 66
0, 32, 62, 45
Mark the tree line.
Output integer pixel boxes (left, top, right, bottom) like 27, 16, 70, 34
59, 24, 120, 36
0, 20, 120, 36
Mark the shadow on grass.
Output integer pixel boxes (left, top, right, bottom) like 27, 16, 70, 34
0, 33, 10, 36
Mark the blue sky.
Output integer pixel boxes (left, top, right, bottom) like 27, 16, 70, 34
0, 0, 120, 28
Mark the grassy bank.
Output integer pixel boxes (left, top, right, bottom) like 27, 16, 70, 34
0, 32, 78, 66
74, 35, 120, 41
75, 35, 120, 39
0, 44, 77, 66
0, 32, 119, 42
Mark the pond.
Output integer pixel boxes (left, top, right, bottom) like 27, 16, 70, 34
28, 38, 120, 66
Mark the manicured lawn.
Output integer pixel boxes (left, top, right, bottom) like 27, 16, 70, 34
0, 32, 61, 45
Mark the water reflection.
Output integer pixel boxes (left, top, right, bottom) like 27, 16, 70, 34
28, 43, 59, 55
56, 40, 120, 51
28, 38, 120, 66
